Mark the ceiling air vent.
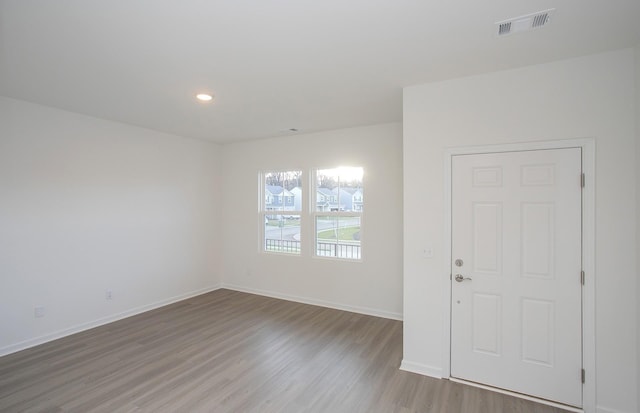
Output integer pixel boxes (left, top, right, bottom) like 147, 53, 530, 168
496, 8, 555, 36
498, 22, 512, 36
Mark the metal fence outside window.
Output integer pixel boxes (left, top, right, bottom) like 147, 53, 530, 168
265, 239, 360, 259
264, 239, 301, 253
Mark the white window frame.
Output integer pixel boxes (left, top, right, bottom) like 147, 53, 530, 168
260, 170, 303, 255
312, 167, 363, 261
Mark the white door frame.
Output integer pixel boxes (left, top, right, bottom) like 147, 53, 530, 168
443, 138, 595, 412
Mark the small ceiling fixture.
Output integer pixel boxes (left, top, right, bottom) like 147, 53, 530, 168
496, 8, 555, 36
196, 93, 213, 102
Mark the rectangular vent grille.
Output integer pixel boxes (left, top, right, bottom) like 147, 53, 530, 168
531, 12, 549, 28
496, 8, 554, 36
498, 22, 512, 36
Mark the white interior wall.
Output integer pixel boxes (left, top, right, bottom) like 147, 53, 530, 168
2, 46, 637, 412
219, 123, 403, 319
402, 49, 638, 413
0, 97, 222, 355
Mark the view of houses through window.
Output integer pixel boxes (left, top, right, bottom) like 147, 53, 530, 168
314, 167, 363, 259
261, 167, 363, 259
263, 170, 302, 254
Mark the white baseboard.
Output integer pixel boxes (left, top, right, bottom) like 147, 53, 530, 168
399, 359, 443, 378
596, 407, 633, 413
0, 284, 222, 357
221, 283, 403, 321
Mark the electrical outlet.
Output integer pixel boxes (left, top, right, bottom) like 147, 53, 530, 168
34, 306, 45, 318
105, 290, 113, 300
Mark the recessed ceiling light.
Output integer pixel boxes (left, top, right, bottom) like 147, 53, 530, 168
196, 93, 213, 102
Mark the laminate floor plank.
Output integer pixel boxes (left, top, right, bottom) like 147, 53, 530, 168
1, 289, 572, 413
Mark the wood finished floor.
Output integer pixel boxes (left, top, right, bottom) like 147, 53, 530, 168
0, 289, 571, 413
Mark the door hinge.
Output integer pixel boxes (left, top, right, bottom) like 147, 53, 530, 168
581, 270, 585, 285
449, 273, 452, 281
581, 369, 585, 383
581, 173, 585, 188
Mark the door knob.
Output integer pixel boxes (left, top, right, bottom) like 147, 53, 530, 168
455, 274, 472, 282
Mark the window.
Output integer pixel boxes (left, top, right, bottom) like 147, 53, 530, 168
261, 170, 302, 254
314, 167, 363, 260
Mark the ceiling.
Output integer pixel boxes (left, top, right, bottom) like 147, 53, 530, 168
1, 1, 640, 144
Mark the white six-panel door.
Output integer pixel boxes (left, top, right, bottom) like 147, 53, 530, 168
451, 148, 582, 407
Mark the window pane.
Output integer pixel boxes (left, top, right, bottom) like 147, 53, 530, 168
316, 167, 363, 212
264, 170, 302, 212
264, 215, 301, 254
316, 215, 361, 259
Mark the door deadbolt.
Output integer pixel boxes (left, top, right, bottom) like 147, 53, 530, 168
454, 259, 464, 267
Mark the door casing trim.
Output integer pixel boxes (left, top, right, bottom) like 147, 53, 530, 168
443, 138, 595, 412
